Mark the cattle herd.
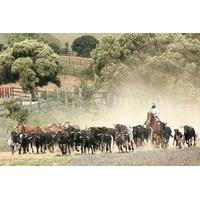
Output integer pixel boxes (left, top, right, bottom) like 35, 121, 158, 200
7, 121, 197, 155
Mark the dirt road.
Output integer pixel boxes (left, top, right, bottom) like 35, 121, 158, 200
1, 146, 200, 166
69, 147, 200, 166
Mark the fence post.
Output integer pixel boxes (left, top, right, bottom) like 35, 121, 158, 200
38, 96, 40, 111
56, 89, 60, 104
29, 94, 32, 113
64, 89, 67, 105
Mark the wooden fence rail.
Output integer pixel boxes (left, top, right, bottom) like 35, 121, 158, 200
59, 55, 92, 76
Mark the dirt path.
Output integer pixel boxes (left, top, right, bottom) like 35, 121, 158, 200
69, 147, 200, 166
1, 146, 200, 166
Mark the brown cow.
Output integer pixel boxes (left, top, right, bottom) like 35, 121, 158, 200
16, 123, 35, 135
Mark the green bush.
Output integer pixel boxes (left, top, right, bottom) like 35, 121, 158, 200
3, 99, 29, 123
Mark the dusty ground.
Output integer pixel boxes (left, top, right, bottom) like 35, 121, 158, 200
1, 145, 200, 166
69, 147, 200, 166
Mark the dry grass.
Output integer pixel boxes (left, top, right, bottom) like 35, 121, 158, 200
0, 152, 72, 166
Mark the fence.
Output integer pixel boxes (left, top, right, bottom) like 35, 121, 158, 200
59, 55, 92, 76
0, 87, 14, 98
1, 86, 200, 118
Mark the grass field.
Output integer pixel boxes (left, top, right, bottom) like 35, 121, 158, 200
0, 152, 72, 166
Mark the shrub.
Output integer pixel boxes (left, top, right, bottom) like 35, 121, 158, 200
3, 99, 29, 123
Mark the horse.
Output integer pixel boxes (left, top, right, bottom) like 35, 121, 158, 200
145, 112, 162, 147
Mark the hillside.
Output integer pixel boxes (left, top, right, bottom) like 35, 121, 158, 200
50, 33, 121, 47
0, 33, 10, 45
0, 55, 91, 92
0, 33, 121, 47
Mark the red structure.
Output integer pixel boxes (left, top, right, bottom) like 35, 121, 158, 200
0, 87, 14, 98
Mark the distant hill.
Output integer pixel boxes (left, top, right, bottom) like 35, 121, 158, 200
0, 33, 10, 45
0, 33, 121, 47
50, 33, 121, 47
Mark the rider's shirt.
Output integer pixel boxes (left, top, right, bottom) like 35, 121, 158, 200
150, 107, 159, 118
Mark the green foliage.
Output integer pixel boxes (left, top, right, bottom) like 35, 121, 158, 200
7, 33, 43, 46
72, 35, 98, 57
16, 108, 29, 123
0, 43, 5, 52
80, 64, 95, 81
49, 41, 69, 55
0, 39, 61, 94
91, 33, 179, 75
3, 99, 29, 123
80, 83, 94, 101
49, 43, 60, 54
90, 33, 200, 96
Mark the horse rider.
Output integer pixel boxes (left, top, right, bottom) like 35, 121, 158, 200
150, 103, 160, 123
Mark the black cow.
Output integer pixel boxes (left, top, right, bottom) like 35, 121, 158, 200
9, 131, 33, 155
79, 130, 95, 154
70, 131, 81, 152
56, 130, 71, 155
65, 126, 81, 151
45, 132, 56, 153
173, 129, 183, 149
18, 133, 33, 154
159, 122, 173, 148
132, 125, 151, 147
31, 133, 46, 154
183, 125, 196, 147
115, 124, 134, 152
96, 127, 113, 153
8, 131, 20, 154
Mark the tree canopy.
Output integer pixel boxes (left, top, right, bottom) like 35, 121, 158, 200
0, 39, 61, 95
89, 33, 200, 97
71, 35, 99, 57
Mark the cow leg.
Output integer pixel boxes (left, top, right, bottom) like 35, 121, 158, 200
68, 143, 71, 155
75, 143, 79, 152
52, 143, 55, 152
109, 143, 112, 153
23, 146, 26, 154
62, 144, 65, 154
19, 146, 22, 155
44, 143, 47, 153
131, 141, 134, 151
179, 140, 182, 149
106, 143, 109, 153
11, 145, 15, 155
125, 145, 128, 152
36, 146, 39, 154
84, 146, 86, 154
120, 145, 123, 152
47, 143, 51, 152
30, 142, 34, 154
49, 142, 54, 153
194, 135, 196, 146
101, 142, 104, 152
27, 144, 31, 153
62, 144, 66, 154
40, 145, 43, 153
59, 143, 63, 154
91, 145, 94, 155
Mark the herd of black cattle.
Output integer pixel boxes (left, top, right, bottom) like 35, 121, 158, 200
8, 122, 197, 155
